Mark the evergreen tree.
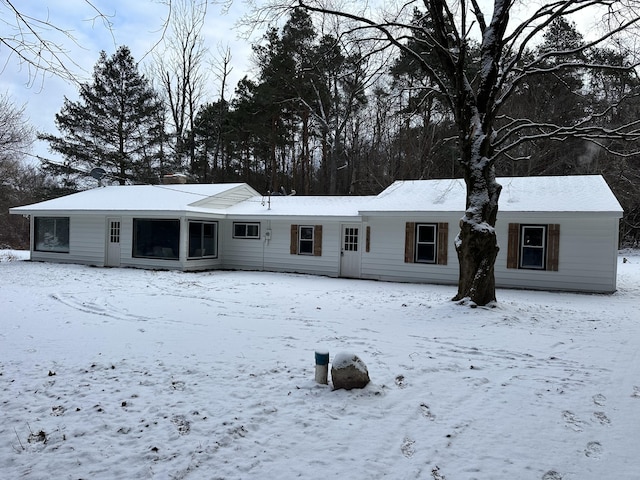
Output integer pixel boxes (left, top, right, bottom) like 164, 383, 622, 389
40, 46, 165, 185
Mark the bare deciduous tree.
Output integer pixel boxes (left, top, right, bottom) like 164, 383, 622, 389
252, 0, 640, 305
152, 0, 210, 174
0, 91, 33, 163
0, 92, 37, 248
0, 0, 115, 87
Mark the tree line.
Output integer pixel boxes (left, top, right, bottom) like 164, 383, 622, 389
2, 6, 640, 251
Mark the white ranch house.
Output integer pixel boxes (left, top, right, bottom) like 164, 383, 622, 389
10, 175, 623, 293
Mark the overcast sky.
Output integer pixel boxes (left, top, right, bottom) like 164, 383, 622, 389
0, 0, 255, 165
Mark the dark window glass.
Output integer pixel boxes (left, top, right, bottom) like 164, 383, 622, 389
520, 226, 546, 269
34, 217, 70, 253
299, 226, 314, 255
233, 222, 260, 239
133, 219, 180, 259
188, 222, 217, 258
415, 224, 436, 263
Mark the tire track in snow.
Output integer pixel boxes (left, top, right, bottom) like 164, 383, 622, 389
50, 293, 151, 322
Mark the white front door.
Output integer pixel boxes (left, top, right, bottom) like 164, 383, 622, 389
340, 224, 361, 278
105, 218, 121, 267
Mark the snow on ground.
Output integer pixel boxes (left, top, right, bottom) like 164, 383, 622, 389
1, 250, 640, 480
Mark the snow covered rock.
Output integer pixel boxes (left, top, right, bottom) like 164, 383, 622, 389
331, 352, 370, 390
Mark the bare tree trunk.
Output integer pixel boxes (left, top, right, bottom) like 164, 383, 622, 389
453, 154, 502, 305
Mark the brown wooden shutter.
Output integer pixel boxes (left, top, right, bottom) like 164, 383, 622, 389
437, 222, 448, 265
365, 226, 371, 253
313, 225, 323, 256
290, 225, 298, 255
404, 222, 415, 263
547, 224, 560, 271
507, 223, 519, 269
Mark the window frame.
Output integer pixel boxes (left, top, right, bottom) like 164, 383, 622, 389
188, 220, 218, 259
343, 226, 359, 252
34, 217, 70, 253
290, 224, 322, 256
519, 224, 547, 270
414, 223, 437, 264
298, 225, 315, 255
233, 222, 260, 239
109, 220, 121, 244
404, 222, 448, 265
132, 218, 180, 260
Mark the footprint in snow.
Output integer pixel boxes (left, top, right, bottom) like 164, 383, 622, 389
542, 471, 563, 480
171, 415, 191, 435
585, 441, 603, 458
420, 403, 435, 420
401, 437, 415, 458
593, 411, 610, 425
592, 393, 606, 406
562, 410, 584, 432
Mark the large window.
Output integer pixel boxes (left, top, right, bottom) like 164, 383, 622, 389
520, 225, 546, 269
188, 221, 217, 258
233, 222, 260, 239
133, 219, 180, 259
34, 217, 70, 253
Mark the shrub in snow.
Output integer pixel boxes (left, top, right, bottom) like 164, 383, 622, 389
331, 352, 370, 390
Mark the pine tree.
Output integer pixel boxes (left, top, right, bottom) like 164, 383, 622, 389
40, 46, 165, 185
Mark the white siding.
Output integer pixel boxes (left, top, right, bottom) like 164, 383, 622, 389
221, 219, 341, 277
24, 200, 621, 293
361, 215, 459, 285
30, 215, 106, 266
359, 212, 620, 293
495, 213, 620, 293
220, 220, 268, 271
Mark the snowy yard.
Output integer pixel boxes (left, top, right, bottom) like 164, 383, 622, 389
1, 250, 639, 479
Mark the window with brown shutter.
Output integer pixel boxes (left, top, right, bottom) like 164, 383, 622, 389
405, 222, 448, 265
290, 224, 323, 256
508, 223, 560, 271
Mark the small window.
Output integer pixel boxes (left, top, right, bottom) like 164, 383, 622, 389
343, 227, 359, 252
109, 221, 121, 243
34, 217, 70, 253
290, 225, 322, 256
188, 221, 218, 258
520, 225, 546, 269
415, 224, 437, 263
233, 222, 260, 239
299, 226, 314, 255
132, 219, 180, 259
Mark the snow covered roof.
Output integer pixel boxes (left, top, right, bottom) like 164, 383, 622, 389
9, 175, 622, 217
10, 183, 256, 215
362, 175, 623, 214
224, 194, 375, 218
